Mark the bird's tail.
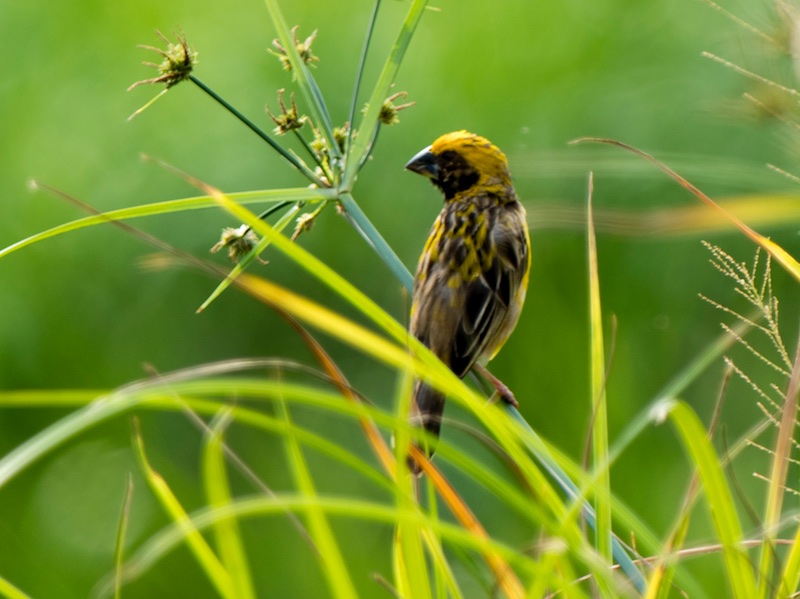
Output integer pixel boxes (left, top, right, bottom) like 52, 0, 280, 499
407, 382, 445, 475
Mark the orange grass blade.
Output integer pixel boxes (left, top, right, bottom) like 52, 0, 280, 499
572, 138, 800, 283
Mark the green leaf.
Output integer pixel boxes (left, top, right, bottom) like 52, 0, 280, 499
664, 400, 758, 599
202, 409, 256, 599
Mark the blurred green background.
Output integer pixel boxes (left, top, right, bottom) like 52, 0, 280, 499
2, 0, 799, 596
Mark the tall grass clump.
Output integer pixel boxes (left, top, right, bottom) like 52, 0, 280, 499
1, 1, 800, 598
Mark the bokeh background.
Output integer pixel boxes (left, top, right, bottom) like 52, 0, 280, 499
2, 0, 799, 596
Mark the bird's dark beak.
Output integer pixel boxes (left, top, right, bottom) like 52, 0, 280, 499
405, 145, 438, 179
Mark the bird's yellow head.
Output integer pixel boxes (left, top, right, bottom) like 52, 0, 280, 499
405, 130, 512, 200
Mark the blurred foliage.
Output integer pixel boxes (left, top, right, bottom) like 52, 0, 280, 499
1, 0, 800, 596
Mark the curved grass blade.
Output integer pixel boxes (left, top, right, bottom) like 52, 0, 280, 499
202, 409, 256, 599
275, 396, 358, 599
342, 0, 429, 187
133, 419, 235, 599
1, 186, 334, 260
572, 138, 800, 283
663, 400, 758, 598
120, 496, 540, 591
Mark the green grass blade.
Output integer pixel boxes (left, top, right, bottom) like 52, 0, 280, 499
0, 576, 31, 599
1, 187, 334, 260
664, 400, 758, 598
586, 174, 612, 569
121, 495, 541, 589
133, 421, 234, 599
339, 192, 413, 291
507, 408, 646, 593
113, 474, 135, 599
202, 408, 256, 599
779, 519, 800, 597
275, 395, 358, 599
263, 0, 338, 160
0, 392, 127, 490
342, 0, 428, 187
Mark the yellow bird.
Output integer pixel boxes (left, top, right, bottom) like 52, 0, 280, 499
405, 130, 531, 472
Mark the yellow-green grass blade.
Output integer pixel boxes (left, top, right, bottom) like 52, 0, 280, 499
586, 174, 612, 569
664, 400, 757, 598
0, 576, 31, 599
197, 201, 303, 313
0, 187, 334, 260
120, 495, 542, 588
758, 340, 800, 598
779, 519, 800, 597
275, 396, 358, 599
394, 514, 432, 599
202, 409, 256, 599
342, 0, 429, 187
132, 421, 234, 598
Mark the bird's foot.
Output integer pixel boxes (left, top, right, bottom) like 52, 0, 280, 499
474, 364, 519, 409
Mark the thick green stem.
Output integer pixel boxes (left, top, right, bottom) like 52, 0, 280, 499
338, 193, 413, 292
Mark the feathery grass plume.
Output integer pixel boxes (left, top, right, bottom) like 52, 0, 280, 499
700, 242, 791, 375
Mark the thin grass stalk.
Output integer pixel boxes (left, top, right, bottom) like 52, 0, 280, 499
586, 174, 613, 573
508, 408, 647, 593
188, 75, 322, 184
758, 336, 800, 597
342, 0, 428, 187
113, 474, 134, 599
347, 0, 382, 153
778, 519, 800, 596
572, 138, 800, 283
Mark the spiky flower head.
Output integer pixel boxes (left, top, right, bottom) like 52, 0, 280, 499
266, 89, 307, 135
129, 30, 197, 91
270, 27, 319, 73
370, 91, 415, 126
210, 225, 260, 263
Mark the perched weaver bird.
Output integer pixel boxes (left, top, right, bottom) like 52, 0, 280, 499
405, 130, 531, 472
